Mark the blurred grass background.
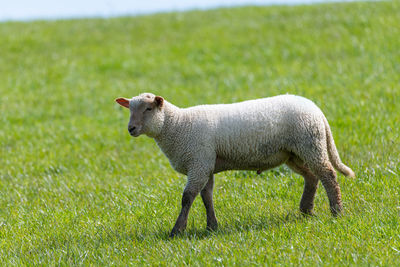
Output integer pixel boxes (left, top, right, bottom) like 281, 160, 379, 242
0, 1, 399, 265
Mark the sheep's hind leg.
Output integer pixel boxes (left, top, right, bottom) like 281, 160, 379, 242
309, 161, 343, 216
286, 158, 319, 215
201, 174, 218, 231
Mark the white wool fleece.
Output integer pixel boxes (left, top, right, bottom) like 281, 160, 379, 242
148, 94, 354, 192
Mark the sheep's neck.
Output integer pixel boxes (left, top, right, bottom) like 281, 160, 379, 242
153, 102, 188, 156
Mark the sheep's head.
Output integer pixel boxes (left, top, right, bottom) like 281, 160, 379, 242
115, 93, 165, 138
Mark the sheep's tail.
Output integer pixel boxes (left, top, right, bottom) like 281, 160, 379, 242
323, 117, 355, 178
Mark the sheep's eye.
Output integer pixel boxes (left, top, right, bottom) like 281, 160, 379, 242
145, 107, 152, 111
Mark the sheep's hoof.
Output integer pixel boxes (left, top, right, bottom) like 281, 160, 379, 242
330, 204, 343, 217
169, 233, 175, 238
300, 208, 315, 216
300, 211, 315, 217
206, 223, 218, 231
169, 231, 178, 238
169, 227, 183, 238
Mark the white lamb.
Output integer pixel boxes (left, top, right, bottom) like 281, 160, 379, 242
116, 93, 355, 237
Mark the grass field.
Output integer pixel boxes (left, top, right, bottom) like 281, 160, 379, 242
1, 0, 399, 265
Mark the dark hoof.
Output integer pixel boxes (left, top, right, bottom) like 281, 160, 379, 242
300, 211, 315, 217
330, 204, 343, 217
206, 223, 218, 231
300, 207, 314, 216
169, 231, 178, 238
169, 227, 183, 238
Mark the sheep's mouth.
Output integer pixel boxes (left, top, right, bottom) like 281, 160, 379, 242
130, 131, 141, 137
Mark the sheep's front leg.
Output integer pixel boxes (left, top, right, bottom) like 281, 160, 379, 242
170, 171, 209, 237
169, 190, 197, 237
201, 174, 218, 231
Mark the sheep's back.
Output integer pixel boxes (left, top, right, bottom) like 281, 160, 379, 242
186, 95, 325, 163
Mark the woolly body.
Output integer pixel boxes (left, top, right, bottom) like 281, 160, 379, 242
153, 95, 353, 178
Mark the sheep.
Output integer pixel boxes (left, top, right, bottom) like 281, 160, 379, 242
115, 93, 355, 237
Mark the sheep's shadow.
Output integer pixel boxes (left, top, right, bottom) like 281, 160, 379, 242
146, 211, 314, 241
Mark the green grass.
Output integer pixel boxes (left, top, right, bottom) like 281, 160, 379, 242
1, 1, 399, 265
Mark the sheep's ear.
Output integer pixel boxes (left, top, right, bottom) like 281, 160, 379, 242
154, 96, 164, 108
115, 97, 130, 108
